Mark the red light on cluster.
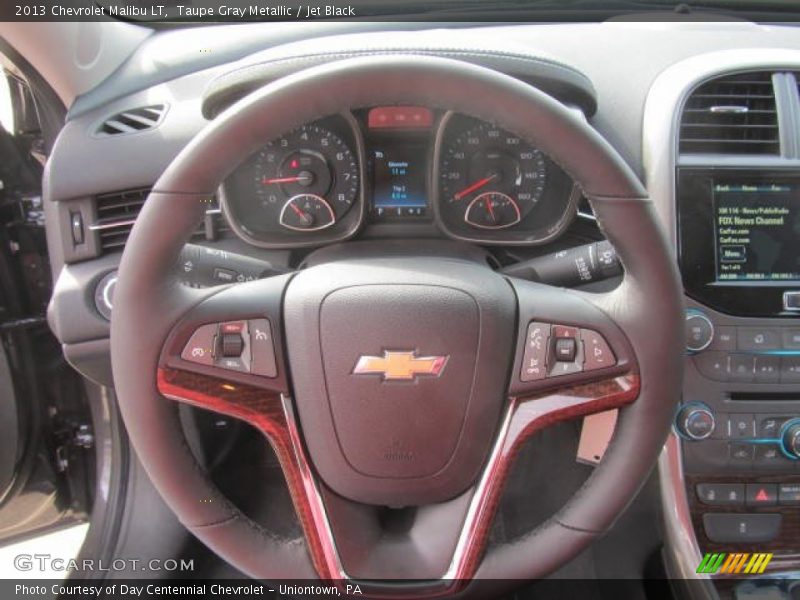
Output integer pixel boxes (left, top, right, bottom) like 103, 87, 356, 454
368, 106, 433, 129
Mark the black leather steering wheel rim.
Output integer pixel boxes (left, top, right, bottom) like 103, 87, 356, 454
110, 55, 683, 591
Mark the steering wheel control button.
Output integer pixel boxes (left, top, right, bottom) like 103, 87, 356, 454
548, 325, 583, 376
702, 513, 782, 544
214, 321, 251, 372
220, 332, 244, 357
581, 328, 616, 371
738, 327, 779, 351
696, 483, 744, 507
181, 324, 217, 366
676, 404, 715, 441
778, 483, 800, 505
249, 319, 277, 378
554, 337, 577, 362
685, 311, 714, 352
746, 484, 778, 507
520, 322, 550, 382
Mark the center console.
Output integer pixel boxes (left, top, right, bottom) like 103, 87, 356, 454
676, 168, 800, 570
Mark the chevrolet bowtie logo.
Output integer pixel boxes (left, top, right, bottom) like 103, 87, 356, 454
353, 351, 449, 382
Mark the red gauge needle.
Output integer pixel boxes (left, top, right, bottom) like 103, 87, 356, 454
485, 196, 497, 223
262, 176, 304, 185
453, 173, 498, 201
289, 202, 312, 225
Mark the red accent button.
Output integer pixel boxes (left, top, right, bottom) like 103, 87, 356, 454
746, 483, 778, 507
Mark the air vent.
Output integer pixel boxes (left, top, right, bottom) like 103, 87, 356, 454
91, 189, 227, 252
92, 188, 148, 250
96, 104, 167, 137
680, 72, 779, 155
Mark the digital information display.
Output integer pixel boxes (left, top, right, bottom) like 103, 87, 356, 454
714, 182, 800, 282
372, 146, 427, 217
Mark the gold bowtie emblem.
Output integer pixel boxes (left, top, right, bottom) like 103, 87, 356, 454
353, 351, 449, 381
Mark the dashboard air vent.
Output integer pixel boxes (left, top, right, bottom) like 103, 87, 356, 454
96, 104, 167, 137
92, 189, 227, 253
92, 188, 149, 251
680, 72, 779, 155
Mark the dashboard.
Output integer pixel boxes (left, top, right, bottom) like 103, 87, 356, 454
220, 108, 577, 248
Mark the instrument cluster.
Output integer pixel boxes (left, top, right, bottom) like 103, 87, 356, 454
220, 107, 578, 248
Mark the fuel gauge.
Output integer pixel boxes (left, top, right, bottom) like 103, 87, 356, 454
465, 192, 521, 229
279, 194, 336, 231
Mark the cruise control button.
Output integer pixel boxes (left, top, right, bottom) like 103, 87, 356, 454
696, 483, 744, 506
778, 483, 800, 506
580, 328, 616, 371
746, 483, 778, 507
703, 513, 782, 543
693, 352, 729, 381
250, 318, 277, 378
738, 328, 779, 351
181, 324, 217, 366
220, 333, 244, 357
554, 337, 577, 362
217, 356, 248, 372
755, 355, 780, 383
729, 354, 755, 382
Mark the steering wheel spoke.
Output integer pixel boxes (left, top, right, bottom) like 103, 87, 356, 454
158, 274, 292, 395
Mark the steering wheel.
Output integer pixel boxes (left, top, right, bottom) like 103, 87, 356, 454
111, 56, 683, 596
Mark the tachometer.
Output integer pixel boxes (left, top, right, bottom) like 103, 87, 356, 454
254, 124, 359, 230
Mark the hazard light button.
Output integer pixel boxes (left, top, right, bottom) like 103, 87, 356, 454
746, 483, 778, 507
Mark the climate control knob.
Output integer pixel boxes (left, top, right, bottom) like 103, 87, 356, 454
676, 403, 716, 440
780, 420, 800, 459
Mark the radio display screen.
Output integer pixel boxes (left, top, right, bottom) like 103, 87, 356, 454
713, 182, 800, 282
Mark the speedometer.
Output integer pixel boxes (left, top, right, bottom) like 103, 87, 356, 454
440, 122, 547, 228
435, 114, 577, 245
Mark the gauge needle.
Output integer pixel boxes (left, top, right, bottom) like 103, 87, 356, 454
453, 173, 498, 201
289, 202, 313, 225
485, 196, 497, 223
262, 176, 304, 185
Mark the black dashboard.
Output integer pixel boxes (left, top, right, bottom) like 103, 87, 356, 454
220, 108, 577, 248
